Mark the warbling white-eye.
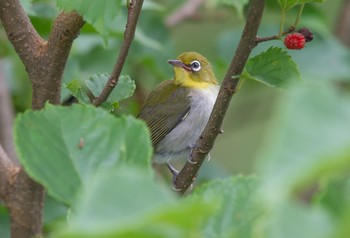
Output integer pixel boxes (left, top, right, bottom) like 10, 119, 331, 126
138, 52, 219, 178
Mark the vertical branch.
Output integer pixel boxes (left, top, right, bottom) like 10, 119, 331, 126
174, 0, 266, 193
335, 0, 350, 46
0, 61, 18, 164
93, 0, 144, 106
0, 0, 85, 237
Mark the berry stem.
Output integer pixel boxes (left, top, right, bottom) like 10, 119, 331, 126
278, 9, 286, 37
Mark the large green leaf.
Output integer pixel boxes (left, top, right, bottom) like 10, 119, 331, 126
256, 84, 350, 205
56, 0, 123, 37
277, 0, 324, 11
243, 47, 301, 89
188, 176, 260, 238
15, 104, 152, 205
53, 168, 214, 238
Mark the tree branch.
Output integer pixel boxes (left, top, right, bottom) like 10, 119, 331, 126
93, 0, 144, 106
0, 0, 44, 67
335, 0, 350, 46
0, 1, 85, 237
0, 60, 18, 164
174, 0, 266, 193
165, 0, 205, 27
31, 11, 85, 109
0, 144, 16, 198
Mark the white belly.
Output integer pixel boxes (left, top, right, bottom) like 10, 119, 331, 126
153, 85, 219, 163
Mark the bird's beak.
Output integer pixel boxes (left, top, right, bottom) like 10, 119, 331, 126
168, 59, 191, 71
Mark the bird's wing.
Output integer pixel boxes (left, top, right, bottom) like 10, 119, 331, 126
138, 80, 190, 147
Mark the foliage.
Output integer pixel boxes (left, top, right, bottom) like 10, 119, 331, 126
2, 0, 350, 237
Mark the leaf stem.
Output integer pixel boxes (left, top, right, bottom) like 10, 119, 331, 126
293, 3, 305, 28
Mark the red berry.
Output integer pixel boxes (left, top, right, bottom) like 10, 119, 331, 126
284, 33, 306, 50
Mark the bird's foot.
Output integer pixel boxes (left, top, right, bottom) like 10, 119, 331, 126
187, 148, 198, 164
166, 163, 181, 191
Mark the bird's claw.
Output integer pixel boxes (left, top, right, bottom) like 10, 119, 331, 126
167, 163, 181, 191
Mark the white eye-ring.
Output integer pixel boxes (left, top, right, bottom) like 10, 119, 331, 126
190, 60, 201, 72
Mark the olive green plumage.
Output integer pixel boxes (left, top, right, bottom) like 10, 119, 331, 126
138, 52, 219, 167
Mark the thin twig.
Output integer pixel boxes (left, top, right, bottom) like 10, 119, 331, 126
174, 0, 266, 194
0, 60, 18, 164
93, 0, 144, 106
256, 25, 295, 43
165, 0, 205, 27
0, 143, 15, 198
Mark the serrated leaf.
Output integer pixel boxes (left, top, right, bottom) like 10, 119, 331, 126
65, 79, 90, 104
53, 168, 214, 238
256, 85, 350, 205
188, 176, 260, 238
15, 104, 152, 205
243, 47, 301, 89
56, 0, 123, 38
277, 0, 324, 11
85, 73, 136, 103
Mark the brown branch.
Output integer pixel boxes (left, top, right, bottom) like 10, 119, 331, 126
0, 60, 18, 164
256, 25, 295, 43
165, 0, 205, 27
0, 0, 44, 67
0, 144, 16, 198
335, 0, 350, 46
93, 0, 144, 106
174, 0, 266, 193
31, 11, 85, 109
0, 1, 85, 237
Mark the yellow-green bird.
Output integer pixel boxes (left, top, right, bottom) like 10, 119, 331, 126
138, 52, 219, 178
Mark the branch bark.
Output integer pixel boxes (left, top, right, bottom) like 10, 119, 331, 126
93, 0, 144, 106
174, 0, 266, 193
335, 0, 350, 46
0, 0, 85, 236
31, 12, 85, 109
0, 144, 16, 199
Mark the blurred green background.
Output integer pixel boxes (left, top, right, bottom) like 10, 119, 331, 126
0, 0, 349, 178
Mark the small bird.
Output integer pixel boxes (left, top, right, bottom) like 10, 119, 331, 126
138, 52, 219, 178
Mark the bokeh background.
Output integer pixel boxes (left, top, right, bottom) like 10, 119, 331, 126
1, 0, 349, 180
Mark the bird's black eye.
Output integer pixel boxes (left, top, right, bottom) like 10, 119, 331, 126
190, 60, 201, 72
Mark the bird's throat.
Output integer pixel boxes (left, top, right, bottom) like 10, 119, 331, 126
173, 67, 215, 89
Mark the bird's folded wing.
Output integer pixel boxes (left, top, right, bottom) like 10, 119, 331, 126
138, 81, 190, 147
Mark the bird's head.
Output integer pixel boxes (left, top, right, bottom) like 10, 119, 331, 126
168, 52, 218, 88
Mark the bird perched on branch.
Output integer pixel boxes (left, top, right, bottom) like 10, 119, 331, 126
138, 52, 219, 180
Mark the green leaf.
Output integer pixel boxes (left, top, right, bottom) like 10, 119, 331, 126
53, 168, 214, 238
65, 79, 90, 104
85, 73, 136, 103
277, 0, 324, 11
256, 84, 350, 205
188, 176, 260, 238
56, 0, 123, 38
243, 47, 301, 89
15, 104, 152, 205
